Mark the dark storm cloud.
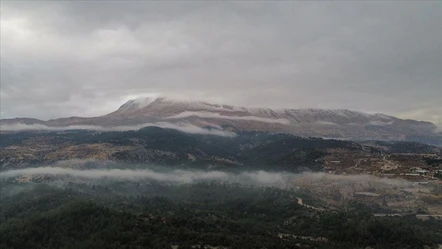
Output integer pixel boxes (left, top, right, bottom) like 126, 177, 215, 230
1, 1, 441, 125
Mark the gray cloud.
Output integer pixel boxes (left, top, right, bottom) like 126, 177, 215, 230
0, 166, 414, 189
0, 122, 236, 136
0, 167, 290, 186
166, 111, 291, 124
1, 2, 441, 126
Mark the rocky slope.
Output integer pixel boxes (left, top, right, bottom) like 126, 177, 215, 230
1, 97, 440, 144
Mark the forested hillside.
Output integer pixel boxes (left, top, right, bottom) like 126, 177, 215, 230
1, 182, 441, 249
3, 127, 439, 172
0, 128, 362, 171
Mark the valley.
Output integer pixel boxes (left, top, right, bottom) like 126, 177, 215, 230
1, 122, 442, 249
1, 127, 441, 216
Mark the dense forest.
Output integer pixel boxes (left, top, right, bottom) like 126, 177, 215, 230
1, 180, 441, 249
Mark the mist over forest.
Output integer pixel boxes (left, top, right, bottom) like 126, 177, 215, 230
1, 162, 442, 249
1, 126, 442, 248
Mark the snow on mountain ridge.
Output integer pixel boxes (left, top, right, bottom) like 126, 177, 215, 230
117, 96, 390, 121
1, 96, 440, 144
109, 96, 417, 128
165, 111, 292, 124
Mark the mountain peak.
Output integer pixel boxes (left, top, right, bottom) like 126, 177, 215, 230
118, 96, 159, 110
117, 96, 232, 114
118, 95, 202, 109
1, 97, 440, 145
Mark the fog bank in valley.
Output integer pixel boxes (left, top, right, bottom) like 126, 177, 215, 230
0, 167, 290, 186
1, 166, 416, 189
0, 122, 236, 137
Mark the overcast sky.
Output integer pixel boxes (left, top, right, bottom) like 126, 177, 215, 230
1, 1, 441, 125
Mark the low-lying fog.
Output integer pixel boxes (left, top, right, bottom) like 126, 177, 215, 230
2, 162, 439, 213
0, 164, 417, 189
0, 122, 236, 137
1, 167, 293, 186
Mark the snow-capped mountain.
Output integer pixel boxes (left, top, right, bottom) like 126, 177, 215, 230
1, 96, 440, 144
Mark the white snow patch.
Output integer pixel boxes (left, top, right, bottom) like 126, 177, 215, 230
347, 122, 362, 126
165, 111, 291, 125
315, 121, 340, 126
367, 120, 394, 126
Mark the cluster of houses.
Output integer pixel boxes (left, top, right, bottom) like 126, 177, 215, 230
404, 167, 430, 176
401, 167, 442, 184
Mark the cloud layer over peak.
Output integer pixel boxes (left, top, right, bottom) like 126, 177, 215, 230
0, 122, 237, 137
1, 2, 441, 126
